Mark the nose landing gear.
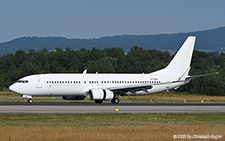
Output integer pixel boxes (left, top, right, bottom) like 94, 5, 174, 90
28, 99, 33, 104
21, 95, 33, 104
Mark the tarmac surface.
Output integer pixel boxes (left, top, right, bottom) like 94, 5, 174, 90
0, 102, 225, 113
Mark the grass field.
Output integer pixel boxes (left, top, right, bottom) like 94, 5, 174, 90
0, 91, 225, 140
0, 113, 224, 140
1, 91, 225, 103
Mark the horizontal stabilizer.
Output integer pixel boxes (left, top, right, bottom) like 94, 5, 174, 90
187, 72, 219, 79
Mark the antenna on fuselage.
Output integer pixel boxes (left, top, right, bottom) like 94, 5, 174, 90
83, 69, 87, 74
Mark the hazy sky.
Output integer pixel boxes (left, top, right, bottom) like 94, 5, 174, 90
0, 0, 225, 42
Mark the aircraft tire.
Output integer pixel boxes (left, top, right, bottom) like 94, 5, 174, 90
28, 99, 33, 104
111, 98, 119, 104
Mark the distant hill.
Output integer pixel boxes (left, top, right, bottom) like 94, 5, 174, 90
0, 27, 225, 56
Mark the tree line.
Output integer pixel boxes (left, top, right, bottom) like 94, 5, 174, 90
0, 46, 224, 96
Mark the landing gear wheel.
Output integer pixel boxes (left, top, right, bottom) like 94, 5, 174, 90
28, 99, 33, 104
95, 100, 103, 104
111, 98, 119, 104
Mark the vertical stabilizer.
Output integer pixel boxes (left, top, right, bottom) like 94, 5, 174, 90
151, 36, 196, 80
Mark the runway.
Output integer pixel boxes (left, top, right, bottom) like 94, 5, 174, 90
0, 102, 225, 113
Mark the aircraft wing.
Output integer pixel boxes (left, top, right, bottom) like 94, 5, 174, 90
109, 84, 152, 91
108, 82, 167, 96
108, 84, 153, 96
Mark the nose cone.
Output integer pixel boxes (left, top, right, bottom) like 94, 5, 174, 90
9, 83, 18, 93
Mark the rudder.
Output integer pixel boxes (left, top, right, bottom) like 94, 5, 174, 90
151, 36, 196, 80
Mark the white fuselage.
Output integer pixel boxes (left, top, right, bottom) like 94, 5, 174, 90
9, 73, 187, 97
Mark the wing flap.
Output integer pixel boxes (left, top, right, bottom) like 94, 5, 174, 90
109, 84, 152, 91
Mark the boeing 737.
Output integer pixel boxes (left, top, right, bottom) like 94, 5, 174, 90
9, 36, 217, 104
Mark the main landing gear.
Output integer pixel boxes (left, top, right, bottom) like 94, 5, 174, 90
94, 97, 120, 104
111, 97, 119, 104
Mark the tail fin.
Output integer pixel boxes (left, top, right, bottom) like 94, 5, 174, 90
151, 36, 196, 80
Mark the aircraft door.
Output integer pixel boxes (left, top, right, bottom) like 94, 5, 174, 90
36, 77, 42, 88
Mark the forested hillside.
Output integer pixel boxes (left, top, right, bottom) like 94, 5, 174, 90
0, 47, 224, 96
0, 27, 225, 56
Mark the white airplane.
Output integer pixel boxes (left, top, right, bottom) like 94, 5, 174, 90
9, 36, 217, 104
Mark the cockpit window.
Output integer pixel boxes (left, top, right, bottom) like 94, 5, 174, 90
17, 80, 29, 83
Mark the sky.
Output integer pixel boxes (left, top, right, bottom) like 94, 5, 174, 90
0, 0, 225, 42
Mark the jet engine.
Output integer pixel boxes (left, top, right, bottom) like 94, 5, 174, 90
89, 89, 114, 100
61, 96, 86, 100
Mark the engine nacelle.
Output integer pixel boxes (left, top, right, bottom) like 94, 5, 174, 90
104, 89, 114, 100
89, 89, 114, 100
61, 96, 86, 100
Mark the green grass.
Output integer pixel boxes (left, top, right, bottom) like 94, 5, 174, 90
0, 112, 225, 140
1, 91, 225, 103
1, 92, 225, 140
0, 113, 225, 128
0, 110, 225, 141
0, 91, 90, 103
